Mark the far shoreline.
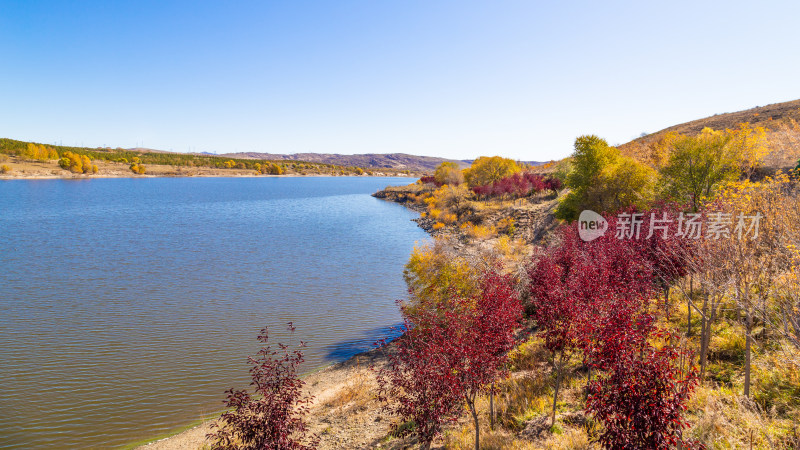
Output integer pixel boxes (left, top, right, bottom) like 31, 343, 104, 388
0, 172, 417, 181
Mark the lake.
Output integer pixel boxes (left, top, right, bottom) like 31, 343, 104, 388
0, 176, 427, 449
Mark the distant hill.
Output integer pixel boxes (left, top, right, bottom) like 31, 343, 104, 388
619, 99, 800, 169
224, 152, 547, 172
221, 152, 472, 172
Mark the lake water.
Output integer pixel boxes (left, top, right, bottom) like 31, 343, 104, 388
0, 177, 427, 449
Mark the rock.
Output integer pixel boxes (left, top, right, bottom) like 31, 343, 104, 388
519, 415, 550, 441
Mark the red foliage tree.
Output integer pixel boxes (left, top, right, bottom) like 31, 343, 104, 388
419, 175, 441, 186
471, 172, 561, 200
378, 271, 522, 450
529, 210, 700, 446
376, 305, 467, 450
451, 272, 522, 450
209, 323, 318, 450
528, 222, 658, 425
586, 332, 699, 449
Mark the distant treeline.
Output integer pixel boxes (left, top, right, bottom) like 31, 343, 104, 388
0, 138, 394, 175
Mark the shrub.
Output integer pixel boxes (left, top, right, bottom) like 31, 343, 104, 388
471, 172, 561, 200
466, 223, 495, 240
403, 240, 480, 312
433, 161, 464, 186
130, 163, 146, 174
59, 151, 96, 174
587, 338, 699, 449
209, 324, 318, 450
0, 164, 10, 174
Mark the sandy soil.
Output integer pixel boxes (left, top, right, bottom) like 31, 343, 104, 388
136, 345, 412, 450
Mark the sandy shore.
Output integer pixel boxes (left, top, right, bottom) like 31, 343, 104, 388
135, 345, 403, 450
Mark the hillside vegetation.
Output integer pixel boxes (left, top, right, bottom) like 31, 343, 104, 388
139, 101, 800, 450
358, 138, 800, 448
620, 99, 800, 171
0, 138, 415, 177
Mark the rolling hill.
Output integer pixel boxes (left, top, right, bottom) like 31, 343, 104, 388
219, 152, 469, 172
619, 99, 800, 169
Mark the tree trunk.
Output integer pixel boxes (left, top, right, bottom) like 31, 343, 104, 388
687, 276, 693, 336
469, 399, 480, 450
745, 311, 753, 398
699, 294, 710, 381
489, 384, 495, 430
585, 366, 591, 399
664, 284, 671, 316
552, 358, 563, 427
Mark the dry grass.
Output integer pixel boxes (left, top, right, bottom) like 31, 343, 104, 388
686, 384, 800, 449
322, 358, 376, 413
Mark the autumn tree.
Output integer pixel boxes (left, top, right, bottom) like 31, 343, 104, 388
59, 151, 98, 174
658, 128, 739, 212
129, 156, 146, 174
528, 238, 585, 426
725, 122, 770, 178
708, 174, 799, 396
0, 164, 11, 174
433, 161, 464, 186
376, 307, 466, 450
432, 184, 472, 217
403, 240, 481, 314
557, 135, 656, 220
587, 333, 699, 449
259, 162, 284, 175
453, 272, 522, 449
463, 156, 520, 188
209, 324, 317, 450
380, 271, 522, 450
23, 143, 59, 161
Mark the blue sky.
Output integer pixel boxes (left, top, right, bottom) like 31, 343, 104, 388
1, 1, 799, 161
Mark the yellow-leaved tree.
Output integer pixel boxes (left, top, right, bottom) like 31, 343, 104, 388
59, 151, 98, 174
433, 161, 464, 186
658, 128, 739, 212
463, 156, 520, 188
403, 240, 481, 315
724, 122, 770, 178
23, 143, 59, 161
709, 173, 800, 397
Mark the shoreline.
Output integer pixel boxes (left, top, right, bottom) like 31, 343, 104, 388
132, 344, 395, 449
0, 173, 417, 180
128, 186, 424, 449
0, 156, 420, 180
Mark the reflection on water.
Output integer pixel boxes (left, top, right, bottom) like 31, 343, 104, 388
323, 323, 404, 361
0, 177, 427, 449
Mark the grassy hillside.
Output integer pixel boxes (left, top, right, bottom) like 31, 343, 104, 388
619, 99, 800, 170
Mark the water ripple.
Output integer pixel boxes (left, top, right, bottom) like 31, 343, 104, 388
0, 177, 428, 449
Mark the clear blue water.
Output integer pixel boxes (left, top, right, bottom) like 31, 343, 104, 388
0, 177, 427, 449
